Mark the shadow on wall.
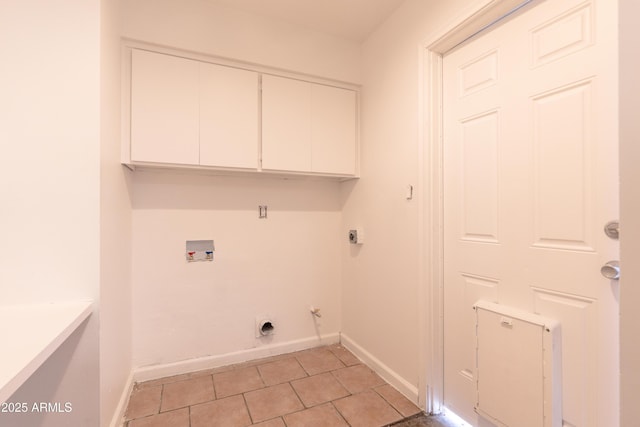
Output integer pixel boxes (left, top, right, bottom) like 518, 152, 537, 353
0, 319, 98, 427
131, 169, 344, 212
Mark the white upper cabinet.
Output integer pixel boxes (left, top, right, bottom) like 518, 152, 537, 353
199, 63, 259, 169
131, 49, 200, 165
125, 46, 359, 178
261, 75, 312, 172
261, 74, 358, 176
311, 83, 357, 175
129, 49, 259, 169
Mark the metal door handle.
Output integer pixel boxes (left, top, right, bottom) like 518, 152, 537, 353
604, 221, 619, 239
601, 261, 620, 280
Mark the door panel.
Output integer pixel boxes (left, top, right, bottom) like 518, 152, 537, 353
310, 84, 357, 175
443, 0, 618, 426
130, 49, 200, 165
261, 74, 312, 172
199, 63, 259, 169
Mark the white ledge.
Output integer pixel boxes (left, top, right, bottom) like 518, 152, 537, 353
0, 301, 93, 403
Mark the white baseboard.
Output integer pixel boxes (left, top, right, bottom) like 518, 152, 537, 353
340, 333, 420, 406
109, 370, 135, 427
132, 333, 340, 384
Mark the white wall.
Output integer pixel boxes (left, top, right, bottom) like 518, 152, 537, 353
0, 0, 101, 425
122, 0, 360, 371
619, 0, 640, 423
341, 0, 479, 401
100, 0, 134, 426
121, 0, 362, 84
131, 172, 343, 367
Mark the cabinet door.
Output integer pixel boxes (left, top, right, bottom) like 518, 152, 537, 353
130, 49, 199, 165
199, 63, 259, 169
311, 84, 357, 175
261, 74, 312, 172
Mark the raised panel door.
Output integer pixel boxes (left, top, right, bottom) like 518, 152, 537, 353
443, 0, 619, 425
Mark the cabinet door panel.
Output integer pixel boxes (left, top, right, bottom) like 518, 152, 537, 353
130, 50, 199, 165
200, 63, 259, 169
311, 84, 357, 175
261, 75, 312, 172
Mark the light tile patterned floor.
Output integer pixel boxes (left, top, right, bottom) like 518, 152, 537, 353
124, 344, 430, 427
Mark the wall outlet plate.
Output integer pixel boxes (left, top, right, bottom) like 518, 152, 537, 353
348, 229, 364, 244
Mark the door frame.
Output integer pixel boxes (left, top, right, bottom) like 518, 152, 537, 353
418, 0, 544, 414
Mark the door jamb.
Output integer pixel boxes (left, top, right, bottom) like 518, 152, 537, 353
418, 0, 544, 414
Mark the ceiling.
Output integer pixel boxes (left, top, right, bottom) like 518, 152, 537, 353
205, 0, 406, 41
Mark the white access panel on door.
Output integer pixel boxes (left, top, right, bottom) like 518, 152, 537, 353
474, 301, 562, 427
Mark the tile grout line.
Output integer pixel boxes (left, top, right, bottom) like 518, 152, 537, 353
372, 384, 404, 419
286, 359, 355, 426
255, 357, 350, 426
241, 391, 255, 425
208, 373, 216, 401
329, 400, 353, 427
293, 353, 313, 377
287, 374, 307, 412
246, 362, 268, 424
254, 361, 268, 390
159, 383, 166, 414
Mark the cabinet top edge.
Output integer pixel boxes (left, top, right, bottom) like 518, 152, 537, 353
126, 163, 360, 182
122, 38, 361, 91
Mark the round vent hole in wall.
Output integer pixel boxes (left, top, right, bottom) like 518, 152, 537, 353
259, 320, 274, 336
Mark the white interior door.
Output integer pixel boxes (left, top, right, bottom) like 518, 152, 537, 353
442, 0, 619, 426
